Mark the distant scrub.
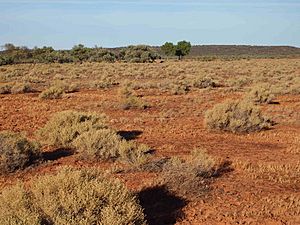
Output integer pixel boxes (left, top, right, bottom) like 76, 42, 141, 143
121, 45, 160, 63
0, 131, 41, 174
0, 167, 146, 225
205, 99, 273, 133
0, 43, 160, 65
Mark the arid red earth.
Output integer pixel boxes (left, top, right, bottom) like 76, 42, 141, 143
0, 59, 299, 224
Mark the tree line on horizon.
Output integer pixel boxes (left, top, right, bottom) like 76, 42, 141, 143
0, 41, 192, 66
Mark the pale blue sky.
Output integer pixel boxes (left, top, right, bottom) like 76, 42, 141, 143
0, 0, 300, 49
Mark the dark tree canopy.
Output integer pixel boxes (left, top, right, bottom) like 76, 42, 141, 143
160, 40, 191, 60
161, 42, 175, 57
175, 41, 192, 60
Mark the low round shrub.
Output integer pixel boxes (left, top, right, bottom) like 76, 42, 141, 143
192, 76, 218, 89
74, 129, 150, 166
245, 83, 275, 104
39, 86, 64, 99
0, 167, 146, 225
36, 110, 107, 148
11, 83, 34, 94
0, 84, 12, 94
161, 149, 216, 199
0, 131, 41, 174
74, 129, 123, 161
204, 99, 273, 133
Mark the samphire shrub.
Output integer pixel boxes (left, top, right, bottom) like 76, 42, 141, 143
245, 83, 275, 104
0, 131, 41, 174
0, 167, 147, 225
36, 110, 107, 148
39, 86, 64, 99
204, 99, 273, 133
161, 149, 216, 199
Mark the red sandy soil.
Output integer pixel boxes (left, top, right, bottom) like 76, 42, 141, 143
0, 88, 299, 225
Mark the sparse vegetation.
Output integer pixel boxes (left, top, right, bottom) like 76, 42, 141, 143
205, 99, 273, 133
0, 131, 41, 174
0, 167, 146, 225
0, 58, 299, 224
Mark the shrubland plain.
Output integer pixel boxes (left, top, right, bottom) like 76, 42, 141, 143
0, 58, 299, 224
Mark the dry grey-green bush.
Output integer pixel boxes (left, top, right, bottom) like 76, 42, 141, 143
119, 85, 149, 110
74, 129, 123, 161
161, 149, 216, 199
169, 83, 190, 95
205, 99, 273, 133
192, 76, 218, 89
52, 81, 79, 93
0, 167, 146, 225
11, 83, 34, 94
92, 77, 118, 89
74, 129, 151, 166
119, 141, 150, 167
287, 77, 300, 95
245, 83, 275, 104
0, 83, 12, 94
36, 110, 107, 148
39, 86, 64, 99
122, 96, 149, 110
0, 131, 41, 174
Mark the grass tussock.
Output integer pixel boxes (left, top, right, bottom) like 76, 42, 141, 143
0, 167, 146, 225
235, 161, 300, 185
205, 99, 273, 133
0, 131, 41, 174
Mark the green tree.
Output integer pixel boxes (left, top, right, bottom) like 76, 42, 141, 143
161, 42, 175, 58
175, 40, 192, 60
